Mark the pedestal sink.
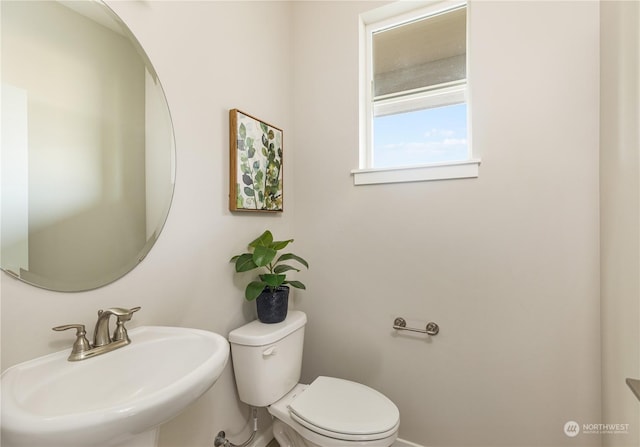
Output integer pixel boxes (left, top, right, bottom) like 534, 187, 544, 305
1, 326, 230, 447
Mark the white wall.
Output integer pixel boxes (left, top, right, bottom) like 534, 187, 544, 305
601, 1, 640, 446
1, 1, 294, 446
291, 1, 601, 446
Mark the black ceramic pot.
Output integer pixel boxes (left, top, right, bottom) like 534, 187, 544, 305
256, 286, 289, 323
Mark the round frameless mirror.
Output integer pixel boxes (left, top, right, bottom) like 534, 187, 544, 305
1, 0, 176, 292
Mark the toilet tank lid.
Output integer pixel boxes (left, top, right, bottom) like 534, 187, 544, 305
229, 310, 307, 346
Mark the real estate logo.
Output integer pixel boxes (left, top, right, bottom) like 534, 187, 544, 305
564, 420, 630, 437
564, 421, 580, 437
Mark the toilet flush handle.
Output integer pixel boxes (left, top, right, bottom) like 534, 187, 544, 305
262, 346, 277, 357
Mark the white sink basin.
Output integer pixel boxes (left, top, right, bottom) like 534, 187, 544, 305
1, 326, 230, 447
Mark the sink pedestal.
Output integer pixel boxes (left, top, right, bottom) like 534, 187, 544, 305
113, 428, 159, 447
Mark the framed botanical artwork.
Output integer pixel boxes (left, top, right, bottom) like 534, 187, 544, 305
229, 109, 284, 212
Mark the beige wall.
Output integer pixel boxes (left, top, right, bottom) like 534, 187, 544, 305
291, 1, 601, 446
601, 1, 640, 446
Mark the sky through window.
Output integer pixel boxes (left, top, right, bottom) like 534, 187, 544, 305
373, 103, 467, 168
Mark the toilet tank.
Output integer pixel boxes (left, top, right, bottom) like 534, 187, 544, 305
228, 310, 307, 407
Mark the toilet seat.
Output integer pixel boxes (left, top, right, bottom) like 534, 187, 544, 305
286, 376, 400, 442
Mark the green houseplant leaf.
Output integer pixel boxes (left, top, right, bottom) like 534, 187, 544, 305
273, 264, 300, 274
271, 239, 293, 250
233, 253, 257, 272
260, 273, 286, 287
277, 253, 309, 269
246, 281, 267, 301
252, 245, 277, 267
285, 280, 306, 290
249, 230, 273, 248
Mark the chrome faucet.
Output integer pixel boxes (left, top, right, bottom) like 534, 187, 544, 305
93, 307, 141, 347
53, 306, 141, 361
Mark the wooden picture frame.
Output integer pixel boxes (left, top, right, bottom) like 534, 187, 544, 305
229, 109, 284, 212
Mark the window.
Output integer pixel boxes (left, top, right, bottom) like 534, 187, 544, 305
354, 1, 480, 185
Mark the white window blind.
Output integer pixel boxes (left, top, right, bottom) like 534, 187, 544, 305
373, 6, 466, 99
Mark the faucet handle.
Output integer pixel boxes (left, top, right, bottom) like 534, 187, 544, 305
111, 306, 141, 342
101, 306, 141, 319
52, 324, 91, 357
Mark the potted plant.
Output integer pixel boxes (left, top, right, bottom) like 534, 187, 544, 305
230, 229, 309, 323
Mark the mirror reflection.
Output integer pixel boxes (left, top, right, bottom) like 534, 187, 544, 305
1, 0, 175, 292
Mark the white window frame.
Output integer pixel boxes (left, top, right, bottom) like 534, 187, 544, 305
353, 0, 480, 186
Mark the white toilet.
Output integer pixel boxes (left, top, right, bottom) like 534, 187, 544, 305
228, 311, 400, 447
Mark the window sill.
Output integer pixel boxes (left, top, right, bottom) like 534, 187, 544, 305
351, 159, 480, 186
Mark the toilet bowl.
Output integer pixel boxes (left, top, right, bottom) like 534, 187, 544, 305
228, 311, 400, 447
269, 380, 399, 447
